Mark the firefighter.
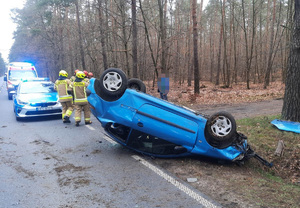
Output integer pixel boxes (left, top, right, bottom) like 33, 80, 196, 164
70, 69, 80, 82
54, 70, 73, 123
71, 71, 92, 126
88, 72, 94, 79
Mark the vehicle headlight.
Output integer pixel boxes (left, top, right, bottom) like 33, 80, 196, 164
17, 99, 29, 105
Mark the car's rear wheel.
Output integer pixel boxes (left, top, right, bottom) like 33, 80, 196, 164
95, 68, 128, 101
127, 78, 146, 93
205, 111, 237, 149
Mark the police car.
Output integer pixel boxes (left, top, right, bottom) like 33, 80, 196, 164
13, 78, 62, 120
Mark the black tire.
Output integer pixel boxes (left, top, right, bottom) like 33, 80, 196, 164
127, 78, 146, 93
204, 111, 237, 149
95, 68, 127, 101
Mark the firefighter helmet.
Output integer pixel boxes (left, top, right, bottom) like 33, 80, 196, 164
76, 71, 85, 79
83, 70, 88, 77
59, 70, 68, 77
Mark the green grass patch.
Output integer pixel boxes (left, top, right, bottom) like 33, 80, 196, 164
235, 114, 300, 207
237, 115, 299, 152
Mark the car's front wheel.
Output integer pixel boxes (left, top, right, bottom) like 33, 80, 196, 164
95, 68, 128, 101
205, 111, 237, 149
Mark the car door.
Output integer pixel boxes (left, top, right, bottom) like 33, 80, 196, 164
131, 104, 198, 150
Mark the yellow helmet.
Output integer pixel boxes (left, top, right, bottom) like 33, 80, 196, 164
76, 71, 85, 79
59, 70, 68, 77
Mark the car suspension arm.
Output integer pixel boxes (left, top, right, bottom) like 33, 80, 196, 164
254, 153, 273, 167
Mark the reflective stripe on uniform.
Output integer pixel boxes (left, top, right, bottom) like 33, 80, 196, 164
59, 95, 73, 99
74, 98, 88, 103
66, 110, 73, 116
73, 82, 85, 86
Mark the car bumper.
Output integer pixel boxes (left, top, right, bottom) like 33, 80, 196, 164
15, 103, 62, 118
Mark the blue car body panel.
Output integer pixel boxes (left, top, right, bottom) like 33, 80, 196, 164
87, 78, 248, 161
271, 119, 300, 134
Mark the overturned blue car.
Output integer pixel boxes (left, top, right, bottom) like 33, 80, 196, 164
87, 68, 272, 166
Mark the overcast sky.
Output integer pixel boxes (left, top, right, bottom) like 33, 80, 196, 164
0, 0, 25, 62
0, 0, 208, 63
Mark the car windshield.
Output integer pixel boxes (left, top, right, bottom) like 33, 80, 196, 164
19, 82, 56, 94
9, 70, 37, 80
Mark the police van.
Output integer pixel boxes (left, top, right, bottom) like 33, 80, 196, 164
4, 62, 38, 100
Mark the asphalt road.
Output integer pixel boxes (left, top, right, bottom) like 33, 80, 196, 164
0, 77, 220, 208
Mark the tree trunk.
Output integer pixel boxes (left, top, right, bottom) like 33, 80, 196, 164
232, 1, 238, 84
157, 0, 167, 75
216, 0, 223, 86
192, 0, 200, 94
75, 0, 86, 70
97, 0, 108, 71
282, 0, 300, 122
209, 6, 217, 83
65, 7, 75, 73
118, 0, 130, 76
139, 0, 159, 80
132, 0, 138, 78
264, 0, 276, 89
283, 0, 293, 83
242, 0, 256, 89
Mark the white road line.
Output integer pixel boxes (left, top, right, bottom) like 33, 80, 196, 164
88, 122, 220, 207
85, 125, 95, 130
132, 155, 220, 208
102, 135, 118, 145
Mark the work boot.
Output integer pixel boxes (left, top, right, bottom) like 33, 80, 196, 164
75, 121, 80, 127
85, 121, 92, 125
64, 116, 70, 122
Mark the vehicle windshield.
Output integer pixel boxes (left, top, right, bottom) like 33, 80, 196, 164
19, 82, 56, 94
9, 70, 37, 80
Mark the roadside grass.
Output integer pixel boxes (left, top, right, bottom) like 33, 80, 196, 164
236, 115, 300, 207
154, 114, 299, 207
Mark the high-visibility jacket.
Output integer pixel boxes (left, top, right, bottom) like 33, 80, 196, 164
54, 79, 73, 102
71, 80, 89, 105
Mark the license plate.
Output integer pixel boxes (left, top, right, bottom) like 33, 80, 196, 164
36, 107, 53, 111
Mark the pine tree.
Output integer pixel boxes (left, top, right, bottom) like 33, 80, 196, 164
282, 1, 300, 122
